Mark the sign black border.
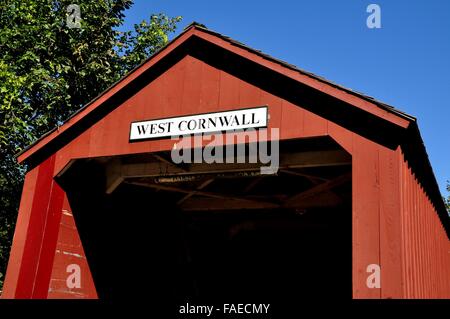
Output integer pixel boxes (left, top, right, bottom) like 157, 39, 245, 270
128, 105, 269, 143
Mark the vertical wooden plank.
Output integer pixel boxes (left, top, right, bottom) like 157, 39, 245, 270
379, 146, 402, 298
404, 163, 412, 298
418, 183, 424, 297
14, 155, 56, 298
31, 181, 65, 298
427, 202, 438, 297
440, 207, 446, 296
411, 169, 420, 298
218, 70, 240, 108
199, 62, 220, 113
411, 181, 421, 298
181, 55, 203, 115
420, 186, 427, 298
436, 202, 445, 297
408, 167, 416, 297
408, 166, 415, 297
352, 136, 381, 298
421, 190, 427, 298
420, 188, 427, 298
260, 90, 282, 131
238, 77, 261, 107
259, 91, 282, 147
435, 203, 440, 296
398, 151, 450, 299
88, 117, 106, 157
407, 166, 415, 298
434, 203, 441, 297
426, 196, 432, 297
114, 98, 134, 155
280, 100, 304, 140
159, 57, 187, 151
1, 167, 39, 298
429, 199, 434, 297
136, 68, 165, 154
165, 58, 186, 116
439, 212, 446, 296
71, 126, 92, 159
399, 154, 408, 298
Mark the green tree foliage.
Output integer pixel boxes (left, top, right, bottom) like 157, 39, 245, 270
0, 0, 181, 290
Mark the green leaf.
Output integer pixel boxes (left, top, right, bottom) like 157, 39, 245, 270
0, 0, 181, 292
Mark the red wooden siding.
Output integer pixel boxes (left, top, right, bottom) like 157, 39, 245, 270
379, 147, 403, 298
3, 25, 449, 299
352, 137, 381, 299
400, 153, 450, 298
2, 155, 65, 298
47, 196, 97, 299
16, 25, 411, 166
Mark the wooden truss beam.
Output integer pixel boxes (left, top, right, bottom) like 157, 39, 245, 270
177, 178, 215, 205
284, 172, 351, 208
105, 149, 350, 188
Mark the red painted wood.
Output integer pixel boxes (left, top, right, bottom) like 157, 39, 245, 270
5, 24, 450, 300
31, 181, 65, 298
47, 196, 97, 299
260, 90, 281, 131
181, 55, 203, 116
378, 146, 402, 298
193, 29, 410, 129
14, 155, 56, 298
200, 61, 221, 113
352, 137, 381, 299
159, 59, 188, 152
1, 167, 39, 298
328, 121, 353, 154
238, 78, 261, 107
398, 153, 450, 298
218, 71, 240, 108
280, 100, 304, 140
17, 25, 410, 165
303, 109, 327, 137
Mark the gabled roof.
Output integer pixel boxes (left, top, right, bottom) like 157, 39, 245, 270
14, 22, 449, 236
17, 21, 414, 164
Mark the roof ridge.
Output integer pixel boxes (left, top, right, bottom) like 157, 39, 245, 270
184, 21, 208, 30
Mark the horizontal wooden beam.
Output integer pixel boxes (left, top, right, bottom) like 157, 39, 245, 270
109, 149, 350, 180
101, 149, 350, 194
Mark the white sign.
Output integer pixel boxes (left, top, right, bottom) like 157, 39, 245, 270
129, 106, 268, 141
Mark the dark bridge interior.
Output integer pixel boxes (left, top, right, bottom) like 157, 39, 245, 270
57, 137, 352, 302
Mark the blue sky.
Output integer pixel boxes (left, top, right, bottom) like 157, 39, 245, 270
120, 0, 450, 195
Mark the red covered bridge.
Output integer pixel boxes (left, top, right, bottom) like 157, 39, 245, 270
2, 23, 450, 299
